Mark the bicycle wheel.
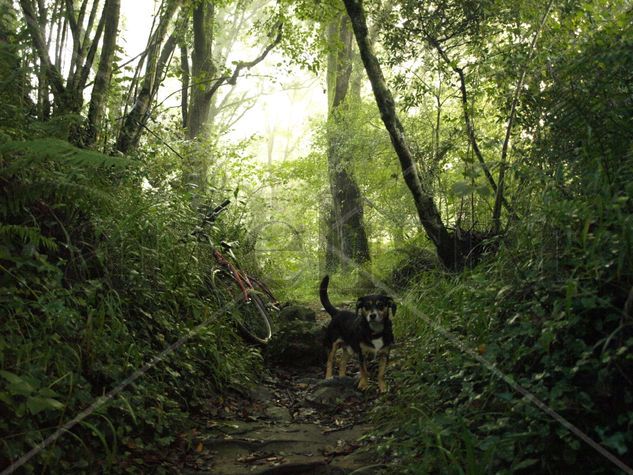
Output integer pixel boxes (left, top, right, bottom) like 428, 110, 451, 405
249, 277, 279, 312
232, 289, 272, 345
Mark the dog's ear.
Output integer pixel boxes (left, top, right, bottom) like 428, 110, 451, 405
388, 298, 397, 317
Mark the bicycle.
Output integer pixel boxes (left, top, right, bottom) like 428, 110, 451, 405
200, 200, 278, 345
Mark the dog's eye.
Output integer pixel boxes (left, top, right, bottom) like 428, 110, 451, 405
377, 303, 385, 309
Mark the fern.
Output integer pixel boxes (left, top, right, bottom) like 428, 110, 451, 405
0, 224, 58, 252
0, 138, 136, 176
0, 139, 125, 219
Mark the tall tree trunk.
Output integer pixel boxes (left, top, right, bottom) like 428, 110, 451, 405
18, 0, 68, 109
343, 0, 472, 270
84, 0, 120, 147
182, 7, 281, 192
186, 1, 216, 140
325, 207, 340, 272
115, 0, 179, 154
179, 40, 189, 128
325, 12, 370, 271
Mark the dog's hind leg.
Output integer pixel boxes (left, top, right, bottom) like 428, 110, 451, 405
338, 347, 350, 377
325, 340, 340, 379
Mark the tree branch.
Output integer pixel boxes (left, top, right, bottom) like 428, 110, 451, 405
205, 22, 283, 101
18, 0, 66, 98
492, 0, 555, 232
427, 35, 515, 219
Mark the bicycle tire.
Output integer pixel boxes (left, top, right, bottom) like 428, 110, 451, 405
233, 289, 272, 345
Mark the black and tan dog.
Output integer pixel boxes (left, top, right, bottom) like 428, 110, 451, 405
320, 275, 396, 392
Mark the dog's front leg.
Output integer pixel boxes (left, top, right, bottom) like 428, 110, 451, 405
358, 352, 369, 390
378, 352, 389, 393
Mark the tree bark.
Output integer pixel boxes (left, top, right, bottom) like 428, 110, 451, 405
343, 0, 469, 269
84, 0, 120, 147
325, 12, 370, 270
115, 0, 179, 154
186, 0, 216, 140
179, 40, 189, 128
18, 0, 68, 108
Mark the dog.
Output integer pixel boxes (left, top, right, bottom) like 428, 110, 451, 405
320, 275, 396, 392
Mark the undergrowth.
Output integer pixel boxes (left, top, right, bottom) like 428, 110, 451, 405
0, 136, 262, 472
374, 148, 633, 475
373, 17, 633, 474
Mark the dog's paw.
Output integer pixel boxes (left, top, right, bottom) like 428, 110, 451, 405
357, 379, 369, 391
378, 381, 388, 393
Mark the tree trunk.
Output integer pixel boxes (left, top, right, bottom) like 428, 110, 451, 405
179, 40, 189, 128
182, 7, 281, 192
84, 0, 120, 147
325, 12, 370, 270
343, 0, 471, 270
115, 0, 179, 154
186, 1, 216, 140
18, 0, 68, 110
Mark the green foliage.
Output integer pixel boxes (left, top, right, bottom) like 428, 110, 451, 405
0, 135, 262, 471
376, 182, 633, 472
371, 6, 633, 473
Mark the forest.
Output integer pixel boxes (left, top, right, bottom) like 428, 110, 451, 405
1, 0, 632, 473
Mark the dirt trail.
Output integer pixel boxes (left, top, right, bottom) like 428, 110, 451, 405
137, 303, 391, 474
181, 362, 390, 475
175, 364, 386, 474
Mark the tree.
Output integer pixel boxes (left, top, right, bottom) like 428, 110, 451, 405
115, 0, 180, 154
325, 10, 370, 270
18, 0, 122, 143
179, 1, 282, 192
343, 0, 483, 269
84, 0, 121, 147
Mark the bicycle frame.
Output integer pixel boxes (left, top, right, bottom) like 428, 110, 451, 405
213, 249, 252, 302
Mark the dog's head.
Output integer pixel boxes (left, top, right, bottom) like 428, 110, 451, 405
356, 295, 396, 327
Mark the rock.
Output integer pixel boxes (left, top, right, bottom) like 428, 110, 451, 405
266, 305, 327, 367
278, 305, 317, 323
305, 377, 359, 407
265, 405, 292, 423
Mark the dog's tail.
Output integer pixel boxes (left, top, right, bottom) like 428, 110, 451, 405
320, 275, 338, 317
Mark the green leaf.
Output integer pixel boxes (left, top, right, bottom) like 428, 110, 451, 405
26, 396, 64, 415
512, 458, 539, 470
451, 180, 472, 197
1, 138, 135, 174
0, 370, 35, 396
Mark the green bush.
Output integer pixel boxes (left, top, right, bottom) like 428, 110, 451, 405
372, 12, 633, 474
0, 138, 261, 472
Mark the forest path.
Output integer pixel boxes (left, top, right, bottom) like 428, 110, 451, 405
176, 366, 384, 474
147, 305, 390, 474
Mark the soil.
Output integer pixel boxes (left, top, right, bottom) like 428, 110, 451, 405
153, 365, 389, 474
134, 306, 391, 474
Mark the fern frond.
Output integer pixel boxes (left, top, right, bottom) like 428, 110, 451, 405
0, 224, 58, 251
1, 177, 118, 217
0, 139, 136, 176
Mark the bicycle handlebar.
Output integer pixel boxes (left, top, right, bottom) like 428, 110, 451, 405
204, 199, 231, 224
